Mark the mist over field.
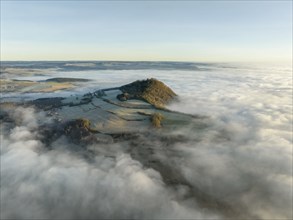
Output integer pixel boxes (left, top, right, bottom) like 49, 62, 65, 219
1, 62, 292, 219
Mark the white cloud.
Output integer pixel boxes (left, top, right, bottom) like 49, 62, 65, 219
1, 63, 292, 219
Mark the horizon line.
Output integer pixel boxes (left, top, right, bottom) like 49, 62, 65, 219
0, 59, 225, 64
1, 60, 289, 64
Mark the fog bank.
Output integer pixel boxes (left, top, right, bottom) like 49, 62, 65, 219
1, 64, 292, 219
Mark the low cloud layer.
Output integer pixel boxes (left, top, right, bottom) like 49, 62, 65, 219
1, 107, 218, 219
1, 64, 292, 219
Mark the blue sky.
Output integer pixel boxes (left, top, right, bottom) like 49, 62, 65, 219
1, 1, 292, 62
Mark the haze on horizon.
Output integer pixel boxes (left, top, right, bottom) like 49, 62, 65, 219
1, 1, 292, 63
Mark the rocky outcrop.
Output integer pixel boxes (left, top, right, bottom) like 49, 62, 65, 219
119, 78, 177, 108
116, 92, 130, 101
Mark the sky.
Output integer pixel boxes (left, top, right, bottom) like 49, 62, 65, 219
0, 0, 292, 62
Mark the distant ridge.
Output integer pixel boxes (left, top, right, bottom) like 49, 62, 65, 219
42, 78, 90, 83
0, 61, 211, 72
